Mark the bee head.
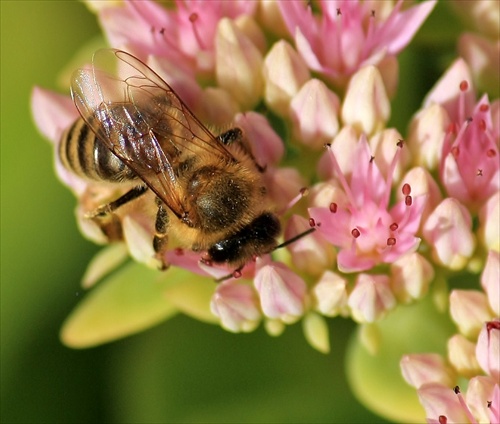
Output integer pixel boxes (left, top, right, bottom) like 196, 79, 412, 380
207, 212, 281, 266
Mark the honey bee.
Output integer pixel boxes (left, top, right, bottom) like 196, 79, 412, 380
60, 49, 282, 271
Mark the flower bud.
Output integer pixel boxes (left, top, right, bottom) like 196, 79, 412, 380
481, 250, 500, 316
210, 282, 261, 333
312, 271, 348, 317
290, 79, 340, 149
233, 111, 284, 165
342, 66, 390, 135
423, 198, 475, 270
254, 260, 306, 322
390, 253, 434, 303
302, 312, 330, 354
407, 103, 449, 170
447, 334, 482, 378
400, 353, 455, 389
215, 18, 264, 109
476, 320, 500, 381
263, 40, 310, 116
449, 290, 492, 338
478, 192, 500, 253
348, 274, 396, 323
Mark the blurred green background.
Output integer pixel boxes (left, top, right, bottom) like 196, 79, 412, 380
1, 2, 386, 422
1, 1, 464, 423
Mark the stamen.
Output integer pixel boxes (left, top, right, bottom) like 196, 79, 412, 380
454, 386, 478, 424
480, 104, 489, 112
351, 228, 360, 238
451, 146, 460, 158
232, 269, 242, 279
458, 80, 469, 123
402, 183, 411, 196
325, 144, 357, 208
309, 218, 316, 227
487, 149, 497, 158
390, 223, 399, 231
189, 12, 206, 50
405, 195, 412, 206
438, 416, 447, 424
174, 248, 184, 255
479, 119, 487, 131
280, 187, 309, 214
329, 202, 338, 213
380, 142, 403, 208
387, 237, 396, 246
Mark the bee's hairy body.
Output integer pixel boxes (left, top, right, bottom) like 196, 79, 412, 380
60, 112, 280, 268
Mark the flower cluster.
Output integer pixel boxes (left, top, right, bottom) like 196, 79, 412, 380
32, 1, 499, 422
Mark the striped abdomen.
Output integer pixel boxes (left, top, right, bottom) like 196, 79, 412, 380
59, 118, 137, 183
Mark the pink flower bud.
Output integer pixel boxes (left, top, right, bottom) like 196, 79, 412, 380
348, 274, 396, 323
263, 40, 310, 116
254, 260, 307, 322
450, 290, 492, 338
476, 320, 500, 381
210, 282, 261, 333
390, 253, 434, 303
342, 66, 390, 135
312, 271, 348, 317
423, 198, 475, 270
408, 103, 450, 170
233, 111, 284, 166
289, 79, 340, 150
400, 353, 455, 389
479, 192, 500, 252
481, 251, 500, 316
215, 18, 264, 109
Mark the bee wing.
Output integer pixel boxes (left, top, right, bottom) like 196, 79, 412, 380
70, 48, 233, 222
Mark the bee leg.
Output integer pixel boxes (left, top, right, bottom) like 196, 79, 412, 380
85, 185, 148, 242
87, 185, 148, 219
218, 127, 266, 172
153, 198, 170, 271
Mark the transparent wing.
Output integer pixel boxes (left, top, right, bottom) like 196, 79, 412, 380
70, 48, 233, 222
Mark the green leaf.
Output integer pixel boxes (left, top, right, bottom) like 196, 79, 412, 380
61, 262, 180, 348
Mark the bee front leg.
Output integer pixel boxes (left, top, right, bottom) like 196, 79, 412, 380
153, 198, 170, 271
85, 185, 148, 242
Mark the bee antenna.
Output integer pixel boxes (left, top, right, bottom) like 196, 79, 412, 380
273, 227, 316, 250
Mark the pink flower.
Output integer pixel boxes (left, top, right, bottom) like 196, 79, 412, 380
98, 0, 256, 74
309, 136, 425, 272
278, 0, 436, 87
440, 94, 500, 211
420, 59, 500, 212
